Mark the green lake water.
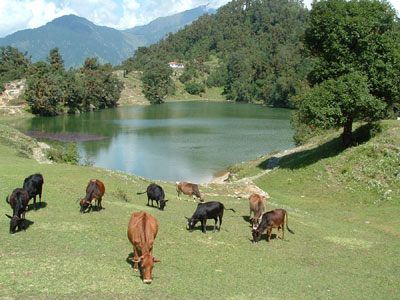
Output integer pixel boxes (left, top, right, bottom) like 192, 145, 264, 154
15, 102, 294, 183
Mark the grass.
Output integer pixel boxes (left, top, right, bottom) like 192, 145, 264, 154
0, 121, 400, 299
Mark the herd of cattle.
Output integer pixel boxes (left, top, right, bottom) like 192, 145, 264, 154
5, 173, 294, 284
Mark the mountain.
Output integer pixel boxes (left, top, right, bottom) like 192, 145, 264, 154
0, 6, 215, 68
125, 5, 216, 46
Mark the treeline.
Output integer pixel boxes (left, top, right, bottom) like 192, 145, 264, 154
1, 46, 123, 116
122, 0, 309, 107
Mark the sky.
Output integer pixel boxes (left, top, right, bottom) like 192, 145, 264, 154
0, 0, 399, 38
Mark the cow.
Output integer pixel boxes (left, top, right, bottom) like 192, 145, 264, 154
137, 183, 168, 210
23, 173, 44, 211
249, 193, 266, 229
185, 201, 235, 234
127, 211, 161, 284
252, 209, 294, 243
176, 181, 204, 202
79, 179, 105, 213
5, 188, 30, 234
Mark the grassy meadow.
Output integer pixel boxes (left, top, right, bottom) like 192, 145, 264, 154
0, 121, 399, 299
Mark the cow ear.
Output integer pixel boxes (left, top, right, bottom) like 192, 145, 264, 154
153, 257, 161, 263
5, 214, 12, 219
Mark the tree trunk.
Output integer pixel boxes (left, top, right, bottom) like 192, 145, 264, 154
342, 119, 353, 148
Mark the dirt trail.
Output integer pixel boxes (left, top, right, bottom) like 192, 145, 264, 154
206, 145, 310, 200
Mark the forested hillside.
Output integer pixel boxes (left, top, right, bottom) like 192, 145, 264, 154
123, 0, 310, 107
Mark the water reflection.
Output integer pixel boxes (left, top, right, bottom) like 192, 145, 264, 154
14, 102, 294, 183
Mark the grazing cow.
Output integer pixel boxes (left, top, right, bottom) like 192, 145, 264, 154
252, 209, 294, 243
23, 173, 44, 211
249, 193, 266, 229
80, 179, 105, 213
127, 211, 161, 284
5, 188, 30, 234
176, 181, 204, 202
185, 201, 235, 234
137, 183, 168, 210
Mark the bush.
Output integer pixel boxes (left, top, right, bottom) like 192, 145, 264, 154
184, 81, 205, 95
46, 143, 80, 165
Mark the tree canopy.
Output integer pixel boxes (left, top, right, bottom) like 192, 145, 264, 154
0, 46, 30, 93
294, 0, 400, 147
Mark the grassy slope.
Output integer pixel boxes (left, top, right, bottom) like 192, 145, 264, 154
0, 122, 399, 299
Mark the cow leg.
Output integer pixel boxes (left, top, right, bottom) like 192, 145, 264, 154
33, 195, 37, 211
177, 191, 181, 201
267, 228, 272, 242
276, 226, 281, 240
202, 219, 207, 234
39, 187, 42, 206
98, 198, 103, 211
133, 248, 140, 272
212, 218, 218, 232
218, 215, 222, 231
282, 225, 285, 240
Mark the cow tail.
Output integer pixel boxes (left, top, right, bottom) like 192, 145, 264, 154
285, 210, 294, 234
224, 207, 236, 213
136, 191, 147, 195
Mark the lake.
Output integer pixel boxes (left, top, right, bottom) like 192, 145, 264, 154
15, 102, 295, 183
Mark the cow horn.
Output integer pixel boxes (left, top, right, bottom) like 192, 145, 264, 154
185, 216, 190, 220
5, 214, 12, 219
153, 257, 161, 263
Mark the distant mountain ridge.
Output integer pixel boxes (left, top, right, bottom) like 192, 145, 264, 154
0, 5, 216, 68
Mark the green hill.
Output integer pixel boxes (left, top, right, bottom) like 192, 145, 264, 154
0, 120, 399, 299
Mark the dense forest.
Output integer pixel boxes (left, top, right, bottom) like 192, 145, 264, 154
123, 0, 310, 107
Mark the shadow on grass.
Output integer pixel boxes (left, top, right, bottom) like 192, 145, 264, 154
186, 224, 223, 233
27, 201, 47, 212
257, 124, 378, 171
126, 252, 143, 280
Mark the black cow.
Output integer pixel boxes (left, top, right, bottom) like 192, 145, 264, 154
185, 201, 235, 233
23, 173, 44, 211
137, 183, 168, 210
5, 188, 30, 234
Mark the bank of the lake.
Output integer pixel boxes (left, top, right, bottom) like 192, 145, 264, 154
11, 101, 295, 183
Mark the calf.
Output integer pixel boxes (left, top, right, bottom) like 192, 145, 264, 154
252, 209, 294, 243
176, 181, 204, 202
5, 188, 30, 234
249, 193, 266, 229
80, 179, 105, 213
127, 211, 161, 284
186, 201, 235, 234
137, 183, 168, 210
23, 173, 44, 211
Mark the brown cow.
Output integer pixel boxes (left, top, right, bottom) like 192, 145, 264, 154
176, 181, 204, 202
249, 193, 266, 229
252, 209, 294, 243
5, 188, 30, 234
127, 211, 161, 284
79, 179, 105, 213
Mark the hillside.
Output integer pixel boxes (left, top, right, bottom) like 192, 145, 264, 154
0, 6, 215, 68
0, 120, 399, 299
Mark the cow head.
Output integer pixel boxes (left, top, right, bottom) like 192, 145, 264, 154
79, 199, 90, 213
5, 214, 23, 234
251, 228, 262, 243
185, 217, 199, 232
159, 199, 168, 210
199, 193, 205, 202
130, 254, 161, 284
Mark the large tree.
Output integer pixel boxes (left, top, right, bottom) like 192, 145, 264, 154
295, 0, 400, 147
0, 46, 30, 93
141, 60, 173, 104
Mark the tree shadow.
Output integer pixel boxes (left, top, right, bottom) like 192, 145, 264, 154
257, 123, 378, 171
27, 201, 47, 212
